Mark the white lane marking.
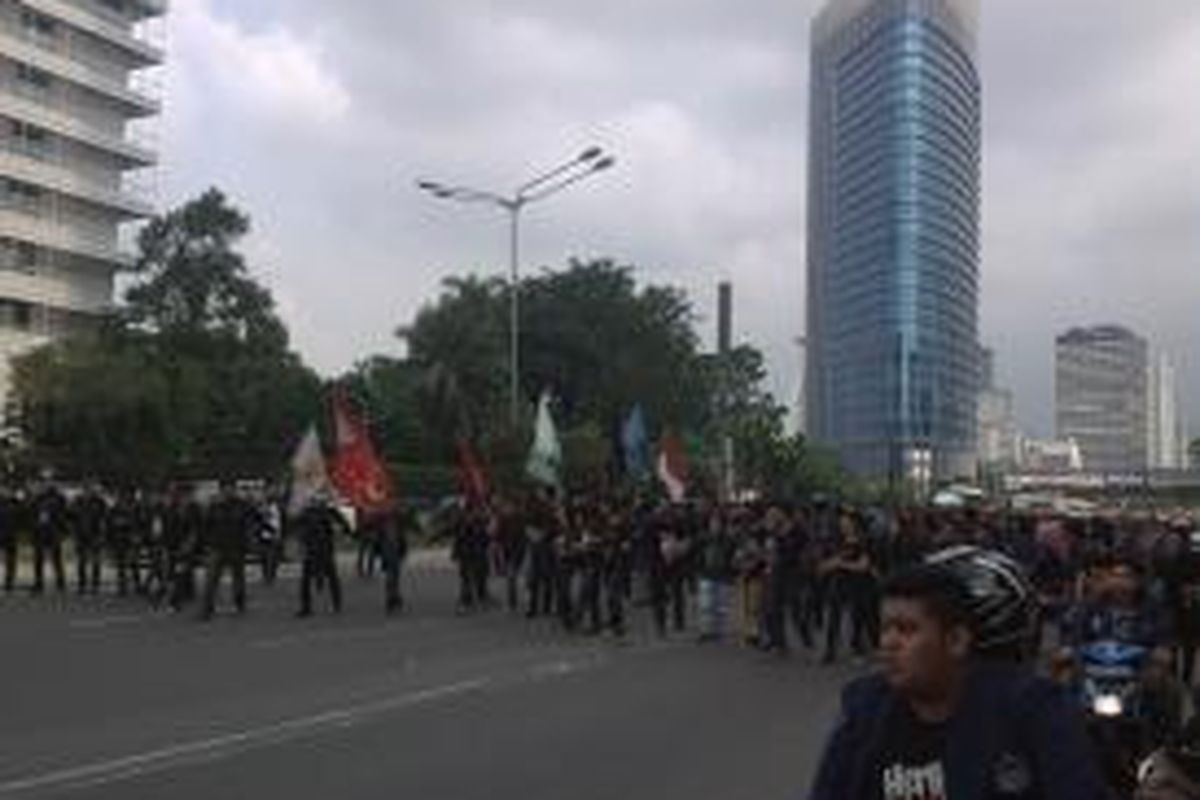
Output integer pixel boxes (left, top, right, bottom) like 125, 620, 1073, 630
530, 659, 586, 679
248, 618, 438, 649
67, 615, 148, 630
0, 678, 488, 797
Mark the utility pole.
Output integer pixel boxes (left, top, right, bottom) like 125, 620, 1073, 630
718, 281, 734, 501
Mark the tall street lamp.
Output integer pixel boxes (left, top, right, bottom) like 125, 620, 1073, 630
417, 147, 616, 426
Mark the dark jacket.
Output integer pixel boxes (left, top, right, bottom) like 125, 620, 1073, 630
808, 662, 1110, 800
205, 496, 252, 557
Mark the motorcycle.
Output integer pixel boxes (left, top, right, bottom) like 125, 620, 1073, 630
1077, 639, 1152, 795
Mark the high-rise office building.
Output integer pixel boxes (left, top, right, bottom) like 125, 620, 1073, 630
0, 0, 164, 401
805, 0, 981, 480
1055, 325, 1149, 474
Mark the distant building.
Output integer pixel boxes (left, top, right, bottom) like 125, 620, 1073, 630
1019, 435, 1084, 475
0, 0, 166, 401
1055, 325, 1148, 474
805, 0, 981, 480
977, 347, 1017, 472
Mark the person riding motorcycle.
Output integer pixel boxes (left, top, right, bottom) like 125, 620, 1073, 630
1059, 559, 1164, 651
1054, 556, 1182, 792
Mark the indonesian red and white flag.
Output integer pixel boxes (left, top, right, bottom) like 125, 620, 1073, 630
657, 430, 688, 503
329, 391, 395, 513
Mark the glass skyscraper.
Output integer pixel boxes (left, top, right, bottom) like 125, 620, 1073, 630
805, 0, 981, 480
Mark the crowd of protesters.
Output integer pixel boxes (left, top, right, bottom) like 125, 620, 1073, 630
6, 476, 1200, 681
445, 492, 1200, 674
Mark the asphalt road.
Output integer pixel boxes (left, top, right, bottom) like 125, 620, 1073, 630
0, 561, 857, 800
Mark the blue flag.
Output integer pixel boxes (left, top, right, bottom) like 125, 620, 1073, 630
621, 405, 650, 481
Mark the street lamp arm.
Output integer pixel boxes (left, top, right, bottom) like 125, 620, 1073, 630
517, 160, 588, 197
522, 158, 616, 205
516, 146, 606, 197
439, 185, 513, 207
417, 179, 512, 208
415, 147, 614, 428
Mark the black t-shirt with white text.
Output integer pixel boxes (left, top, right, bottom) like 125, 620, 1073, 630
873, 702, 1042, 800
877, 705, 948, 800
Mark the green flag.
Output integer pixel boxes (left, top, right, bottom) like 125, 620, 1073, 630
526, 392, 562, 488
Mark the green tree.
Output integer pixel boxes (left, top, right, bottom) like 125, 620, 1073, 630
392, 258, 811, 494
126, 188, 287, 351
12, 329, 171, 481
520, 260, 703, 430
401, 260, 708, 433
1190, 438, 1200, 470
400, 275, 510, 441
13, 189, 320, 482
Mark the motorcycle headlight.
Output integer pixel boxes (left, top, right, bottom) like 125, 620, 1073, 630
1093, 694, 1124, 717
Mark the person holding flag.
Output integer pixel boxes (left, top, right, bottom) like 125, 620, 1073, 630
294, 490, 349, 618
288, 425, 347, 617
525, 393, 563, 619
327, 389, 405, 614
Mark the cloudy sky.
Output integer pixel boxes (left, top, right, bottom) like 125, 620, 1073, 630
154, 0, 1199, 437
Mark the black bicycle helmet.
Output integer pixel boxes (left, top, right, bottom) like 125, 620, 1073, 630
1138, 718, 1200, 800
924, 545, 1040, 661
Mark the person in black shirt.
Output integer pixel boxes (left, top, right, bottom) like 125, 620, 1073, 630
361, 506, 409, 615
72, 483, 108, 594
30, 480, 68, 594
451, 503, 492, 614
163, 486, 201, 610
0, 485, 21, 591
650, 509, 690, 637
821, 515, 876, 663
762, 505, 811, 653
494, 497, 527, 613
696, 507, 737, 643
106, 489, 138, 597
600, 511, 632, 638
524, 494, 559, 619
295, 493, 348, 617
200, 482, 252, 620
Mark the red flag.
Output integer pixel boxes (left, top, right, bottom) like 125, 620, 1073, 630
329, 390, 395, 512
456, 438, 490, 508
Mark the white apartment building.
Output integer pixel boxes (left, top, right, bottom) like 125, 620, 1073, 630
0, 0, 164, 404
1148, 351, 1188, 470
977, 348, 1018, 472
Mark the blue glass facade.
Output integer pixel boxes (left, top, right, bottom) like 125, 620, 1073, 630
806, 0, 980, 480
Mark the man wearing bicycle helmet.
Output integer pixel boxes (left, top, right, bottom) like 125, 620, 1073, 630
809, 546, 1109, 800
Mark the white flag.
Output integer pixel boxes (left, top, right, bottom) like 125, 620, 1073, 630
525, 392, 562, 488
288, 425, 331, 516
